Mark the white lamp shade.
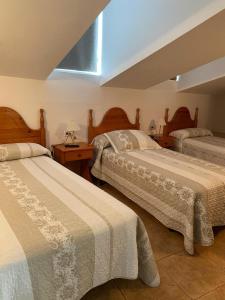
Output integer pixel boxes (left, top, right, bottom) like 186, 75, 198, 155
149, 119, 157, 130
67, 120, 80, 132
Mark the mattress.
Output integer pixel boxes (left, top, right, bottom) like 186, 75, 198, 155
0, 155, 159, 300
92, 147, 225, 255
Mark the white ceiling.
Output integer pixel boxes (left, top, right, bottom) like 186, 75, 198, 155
103, 9, 225, 89
180, 76, 225, 95
0, 0, 109, 79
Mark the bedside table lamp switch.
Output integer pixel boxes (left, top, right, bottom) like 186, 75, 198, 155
64, 120, 80, 147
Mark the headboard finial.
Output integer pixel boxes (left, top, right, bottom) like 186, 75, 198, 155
165, 108, 169, 124
194, 107, 199, 126
40, 109, 46, 147
40, 109, 44, 126
89, 109, 93, 127
136, 108, 140, 127
88, 109, 94, 144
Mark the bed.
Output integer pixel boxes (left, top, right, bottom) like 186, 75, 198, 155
164, 106, 225, 166
89, 107, 225, 255
0, 107, 159, 300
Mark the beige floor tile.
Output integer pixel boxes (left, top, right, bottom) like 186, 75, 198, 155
159, 251, 225, 299
114, 269, 191, 300
97, 184, 225, 300
194, 227, 225, 267
143, 217, 184, 261
198, 284, 225, 300
83, 281, 125, 300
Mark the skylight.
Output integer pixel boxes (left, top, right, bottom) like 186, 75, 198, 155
56, 12, 103, 76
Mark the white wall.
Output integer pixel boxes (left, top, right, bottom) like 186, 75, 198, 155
0, 74, 213, 147
102, 0, 224, 83
210, 94, 225, 133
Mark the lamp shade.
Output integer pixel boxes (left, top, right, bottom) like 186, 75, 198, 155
149, 119, 157, 130
66, 120, 80, 132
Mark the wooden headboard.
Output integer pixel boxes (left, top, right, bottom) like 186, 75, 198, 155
0, 107, 46, 146
88, 107, 140, 143
163, 106, 198, 136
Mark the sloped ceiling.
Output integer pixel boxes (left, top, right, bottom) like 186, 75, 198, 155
103, 9, 225, 89
180, 76, 225, 95
0, 0, 109, 79
177, 56, 225, 95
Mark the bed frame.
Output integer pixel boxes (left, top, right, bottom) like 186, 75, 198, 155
0, 107, 46, 146
88, 107, 140, 143
163, 106, 198, 136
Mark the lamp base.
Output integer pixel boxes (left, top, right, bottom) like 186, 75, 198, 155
64, 143, 79, 148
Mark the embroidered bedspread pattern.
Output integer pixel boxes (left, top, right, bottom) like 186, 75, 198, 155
0, 156, 159, 300
92, 147, 225, 254
181, 136, 225, 166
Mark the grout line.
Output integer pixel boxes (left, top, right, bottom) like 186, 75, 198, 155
156, 249, 184, 262
157, 249, 225, 300
195, 282, 225, 299
172, 275, 225, 300
157, 252, 194, 300
114, 281, 128, 300
119, 287, 128, 300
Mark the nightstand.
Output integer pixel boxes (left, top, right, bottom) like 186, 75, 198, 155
52, 143, 94, 182
151, 135, 175, 149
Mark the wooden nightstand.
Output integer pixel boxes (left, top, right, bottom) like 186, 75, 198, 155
52, 143, 94, 182
151, 135, 175, 149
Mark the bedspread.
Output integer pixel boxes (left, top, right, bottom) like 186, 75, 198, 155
92, 146, 225, 254
0, 156, 159, 300
176, 136, 225, 166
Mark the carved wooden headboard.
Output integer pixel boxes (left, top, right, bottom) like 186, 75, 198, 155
88, 107, 140, 143
0, 107, 46, 146
163, 106, 198, 136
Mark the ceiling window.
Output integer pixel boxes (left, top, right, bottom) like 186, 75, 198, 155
56, 12, 103, 75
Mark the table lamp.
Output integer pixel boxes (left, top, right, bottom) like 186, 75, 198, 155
64, 121, 80, 147
149, 119, 157, 136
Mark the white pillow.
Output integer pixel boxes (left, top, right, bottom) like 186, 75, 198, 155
104, 130, 161, 153
0, 143, 51, 162
170, 128, 213, 141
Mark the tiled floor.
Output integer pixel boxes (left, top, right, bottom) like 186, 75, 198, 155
83, 184, 225, 300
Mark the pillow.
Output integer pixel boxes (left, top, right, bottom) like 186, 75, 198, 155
104, 130, 161, 153
0, 143, 51, 162
170, 128, 213, 141
92, 134, 110, 150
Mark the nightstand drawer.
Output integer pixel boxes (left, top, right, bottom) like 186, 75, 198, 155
65, 149, 93, 161
52, 143, 94, 182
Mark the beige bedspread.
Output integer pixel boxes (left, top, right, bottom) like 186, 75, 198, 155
0, 156, 159, 300
177, 136, 225, 166
92, 146, 225, 255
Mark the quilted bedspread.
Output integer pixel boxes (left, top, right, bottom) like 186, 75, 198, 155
0, 155, 159, 300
